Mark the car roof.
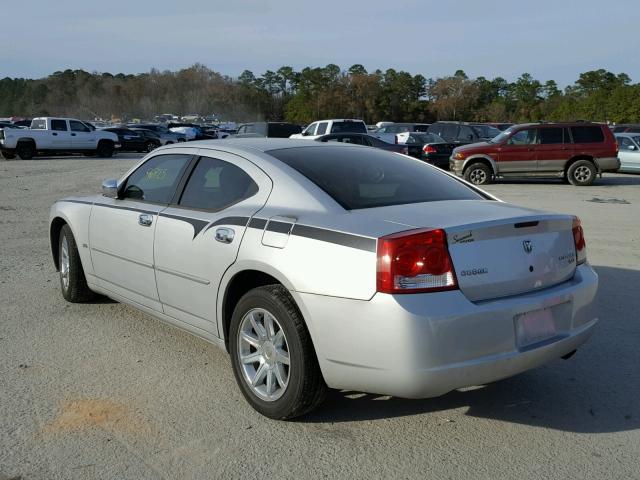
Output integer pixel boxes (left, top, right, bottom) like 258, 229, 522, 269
163, 138, 364, 154
614, 132, 640, 137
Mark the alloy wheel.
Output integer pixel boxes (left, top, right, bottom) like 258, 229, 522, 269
237, 308, 290, 401
60, 235, 70, 291
469, 168, 487, 184
574, 165, 591, 183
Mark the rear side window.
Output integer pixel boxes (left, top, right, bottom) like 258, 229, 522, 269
571, 126, 604, 143
330, 121, 367, 134
31, 119, 46, 129
458, 126, 475, 141
268, 146, 484, 210
179, 156, 258, 211
440, 124, 458, 141
122, 154, 190, 204
539, 128, 564, 144
51, 120, 68, 131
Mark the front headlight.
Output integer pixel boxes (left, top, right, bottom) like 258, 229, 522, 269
454, 152, 466, 160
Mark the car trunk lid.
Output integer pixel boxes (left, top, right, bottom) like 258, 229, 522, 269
353, 200, 577, 302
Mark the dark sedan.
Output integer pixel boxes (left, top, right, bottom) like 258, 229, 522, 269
104, 128, 157, 152
315, 133, 408, 155
397, 132, 457, 169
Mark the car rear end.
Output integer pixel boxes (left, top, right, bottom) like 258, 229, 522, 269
269, 145, 599, 398
301, 205, 597, 398
421, 142, 457, 168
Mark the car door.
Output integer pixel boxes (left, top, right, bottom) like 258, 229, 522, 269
153, 150, 272, 335
617, 136, 640, 172
496, 128, 538, 174
89, 152, 193, 311
536, 127, 571, 173
49, 119, 72, 148
69, 120, 95, 150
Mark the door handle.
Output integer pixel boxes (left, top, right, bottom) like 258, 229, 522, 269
215, 227, 235, 243
52, 133, 58, 136
138, 214, 153, 227
71, 133, 76, 136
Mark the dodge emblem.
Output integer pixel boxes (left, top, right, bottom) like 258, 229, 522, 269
523, 240, 533, 254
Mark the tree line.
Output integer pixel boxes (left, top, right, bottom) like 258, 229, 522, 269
1, 64, 638, 124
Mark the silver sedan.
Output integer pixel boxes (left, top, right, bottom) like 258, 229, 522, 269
49, 139, 598, 419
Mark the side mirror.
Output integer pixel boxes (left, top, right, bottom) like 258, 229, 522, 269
102, 179, 119, 198
302, 130, 310, 136
628, 145, 636, 150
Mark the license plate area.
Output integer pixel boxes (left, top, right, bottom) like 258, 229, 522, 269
514, 306, 558, 348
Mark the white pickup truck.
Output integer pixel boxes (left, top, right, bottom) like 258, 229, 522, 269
289, 119, 367, 140
0, 117, 119, 159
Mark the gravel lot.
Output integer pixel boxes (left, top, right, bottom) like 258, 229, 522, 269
1, 155, 639, 480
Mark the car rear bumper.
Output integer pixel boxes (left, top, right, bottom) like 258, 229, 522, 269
294, 263, 598, 398
597, 156, 620, 172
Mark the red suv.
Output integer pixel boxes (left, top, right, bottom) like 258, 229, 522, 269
450, 122, 620, 186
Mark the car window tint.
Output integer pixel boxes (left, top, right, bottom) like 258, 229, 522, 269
571, 126, 604, 143
316, 122, 328, 135
268, 123, 302, 138
268, 146, 484, 210
539, 128, 564, 144
179, 156, 258, 211
330, 121, 367, 134
31, 119, 46, 129
458, 126, 475, 141
122, 154, 190, 203
508, 129, 537, 145
51, 119, 68, 131
69, 121, 90, 132
440, 124, 457, 140
414, 124, 430, 132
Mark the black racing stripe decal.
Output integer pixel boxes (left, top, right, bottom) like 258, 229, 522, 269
248, 217, 268, 229
266, 220, 294, 234
160, 212, 210, 239
92, 202, 158, 216
202, 216, 250, 234
291, 224, 377, 252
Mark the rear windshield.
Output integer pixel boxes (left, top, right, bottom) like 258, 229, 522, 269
268, 146, 484, 210
330, 121, 367, 134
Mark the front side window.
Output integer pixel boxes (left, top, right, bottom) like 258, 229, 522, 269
179, 156, 258, 211
316, 122, 328, 135
539, 128, 564, 144
51, 119, 68, 131
269, 146, 484, 210
508, 129, 537, 145
303, 123, 317, 136
122, 154, 190, 203
69, 120, 90, 132
617, 137, 632, 149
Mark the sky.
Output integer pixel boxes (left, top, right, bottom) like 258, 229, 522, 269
1, 0, 638, 86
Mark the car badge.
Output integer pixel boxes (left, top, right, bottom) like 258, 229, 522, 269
523, 240, 533, 254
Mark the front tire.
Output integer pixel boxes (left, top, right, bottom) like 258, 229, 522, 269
59, 225, 95, 302
229, 285, 326, 419
567, 160, 596, 186
145, 141, 157, 153
1, 151, 16, 159
96, 141, 114, 158
464, 162, 492, 185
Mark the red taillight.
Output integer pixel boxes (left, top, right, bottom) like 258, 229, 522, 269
572, 217, 587, 265
423, 144, 437, 154
377, 228, 458, 294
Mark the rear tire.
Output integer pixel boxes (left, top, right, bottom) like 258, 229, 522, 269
229, 285, 326, 419
96, 141, 114, 158
464, 162, 492, 185
1, 151, 15, 159
567, 160, 596, 186
16, 142, 35, 160
59, 224, 95, 303
145, 141, 157, 153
